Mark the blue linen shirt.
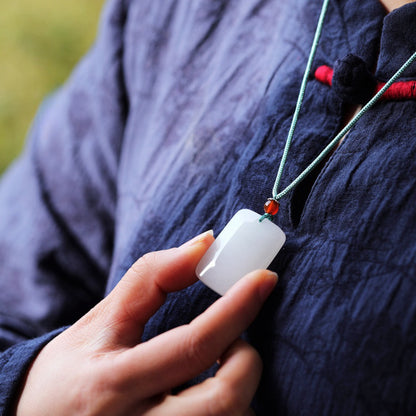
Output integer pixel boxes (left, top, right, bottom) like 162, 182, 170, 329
1, 0, 416, 414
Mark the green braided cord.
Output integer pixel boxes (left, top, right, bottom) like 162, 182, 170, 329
273, 50, 416, 201
259, 213, 274, 223
272, 0, 330, 199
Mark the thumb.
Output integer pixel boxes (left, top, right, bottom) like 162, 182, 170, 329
101, 230, 214, 346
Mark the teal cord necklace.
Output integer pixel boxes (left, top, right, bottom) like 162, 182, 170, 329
260, 0, 416, 222
196, 0, 416, 296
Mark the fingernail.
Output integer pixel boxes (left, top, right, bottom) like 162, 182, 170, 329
180, 230, 214, 248
259, 271, 278, 302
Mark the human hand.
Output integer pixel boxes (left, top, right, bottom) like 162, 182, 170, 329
15, 231, 277, 416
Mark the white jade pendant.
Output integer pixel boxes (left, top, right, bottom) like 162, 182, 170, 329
196, 209, 286, 295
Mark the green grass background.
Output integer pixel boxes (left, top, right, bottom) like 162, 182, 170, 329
0, 0, 105, 174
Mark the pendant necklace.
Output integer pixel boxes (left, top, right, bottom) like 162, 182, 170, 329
196, 0, 416, 295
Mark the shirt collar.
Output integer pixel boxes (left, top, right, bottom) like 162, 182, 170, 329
315, 0, 385, 74
340, 0, 386, 67
376, 2, 416, 80
319, 1, 416, 81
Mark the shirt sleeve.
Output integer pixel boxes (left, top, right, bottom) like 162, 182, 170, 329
0, 0, 129, 411
0, 328, 66, 414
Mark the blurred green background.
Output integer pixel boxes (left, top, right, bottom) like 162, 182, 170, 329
0, 0, 105, 174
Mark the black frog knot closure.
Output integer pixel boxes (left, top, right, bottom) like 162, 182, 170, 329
332, 54, 376, 104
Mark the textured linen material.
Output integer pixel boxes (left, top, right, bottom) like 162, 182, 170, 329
1, 0, 416, 414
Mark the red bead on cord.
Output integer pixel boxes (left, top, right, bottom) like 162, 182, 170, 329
264, 198, 280, 216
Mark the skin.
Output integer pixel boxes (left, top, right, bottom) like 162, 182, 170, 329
15, 231, 278, 415
379, 0, 415, 12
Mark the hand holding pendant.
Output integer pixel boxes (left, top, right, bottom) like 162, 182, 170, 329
15, 231, 277, 416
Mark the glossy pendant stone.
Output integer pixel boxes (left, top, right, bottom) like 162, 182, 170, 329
196, 209, 286, 295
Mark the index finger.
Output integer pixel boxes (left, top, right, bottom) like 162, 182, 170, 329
99, 231, 214, 345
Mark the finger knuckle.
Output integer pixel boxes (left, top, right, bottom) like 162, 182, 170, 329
132, 251, 160, 276
210, 381, 246, 416
124, 251, 161, 293
230, 341, 263, 377
183, 329, 213, 372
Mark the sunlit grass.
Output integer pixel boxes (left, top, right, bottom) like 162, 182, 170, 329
0, 0, 105, 173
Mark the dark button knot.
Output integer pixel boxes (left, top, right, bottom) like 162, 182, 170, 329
332, 54, 376, 104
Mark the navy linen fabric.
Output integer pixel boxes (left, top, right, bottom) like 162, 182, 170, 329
1, 0, 416, 414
